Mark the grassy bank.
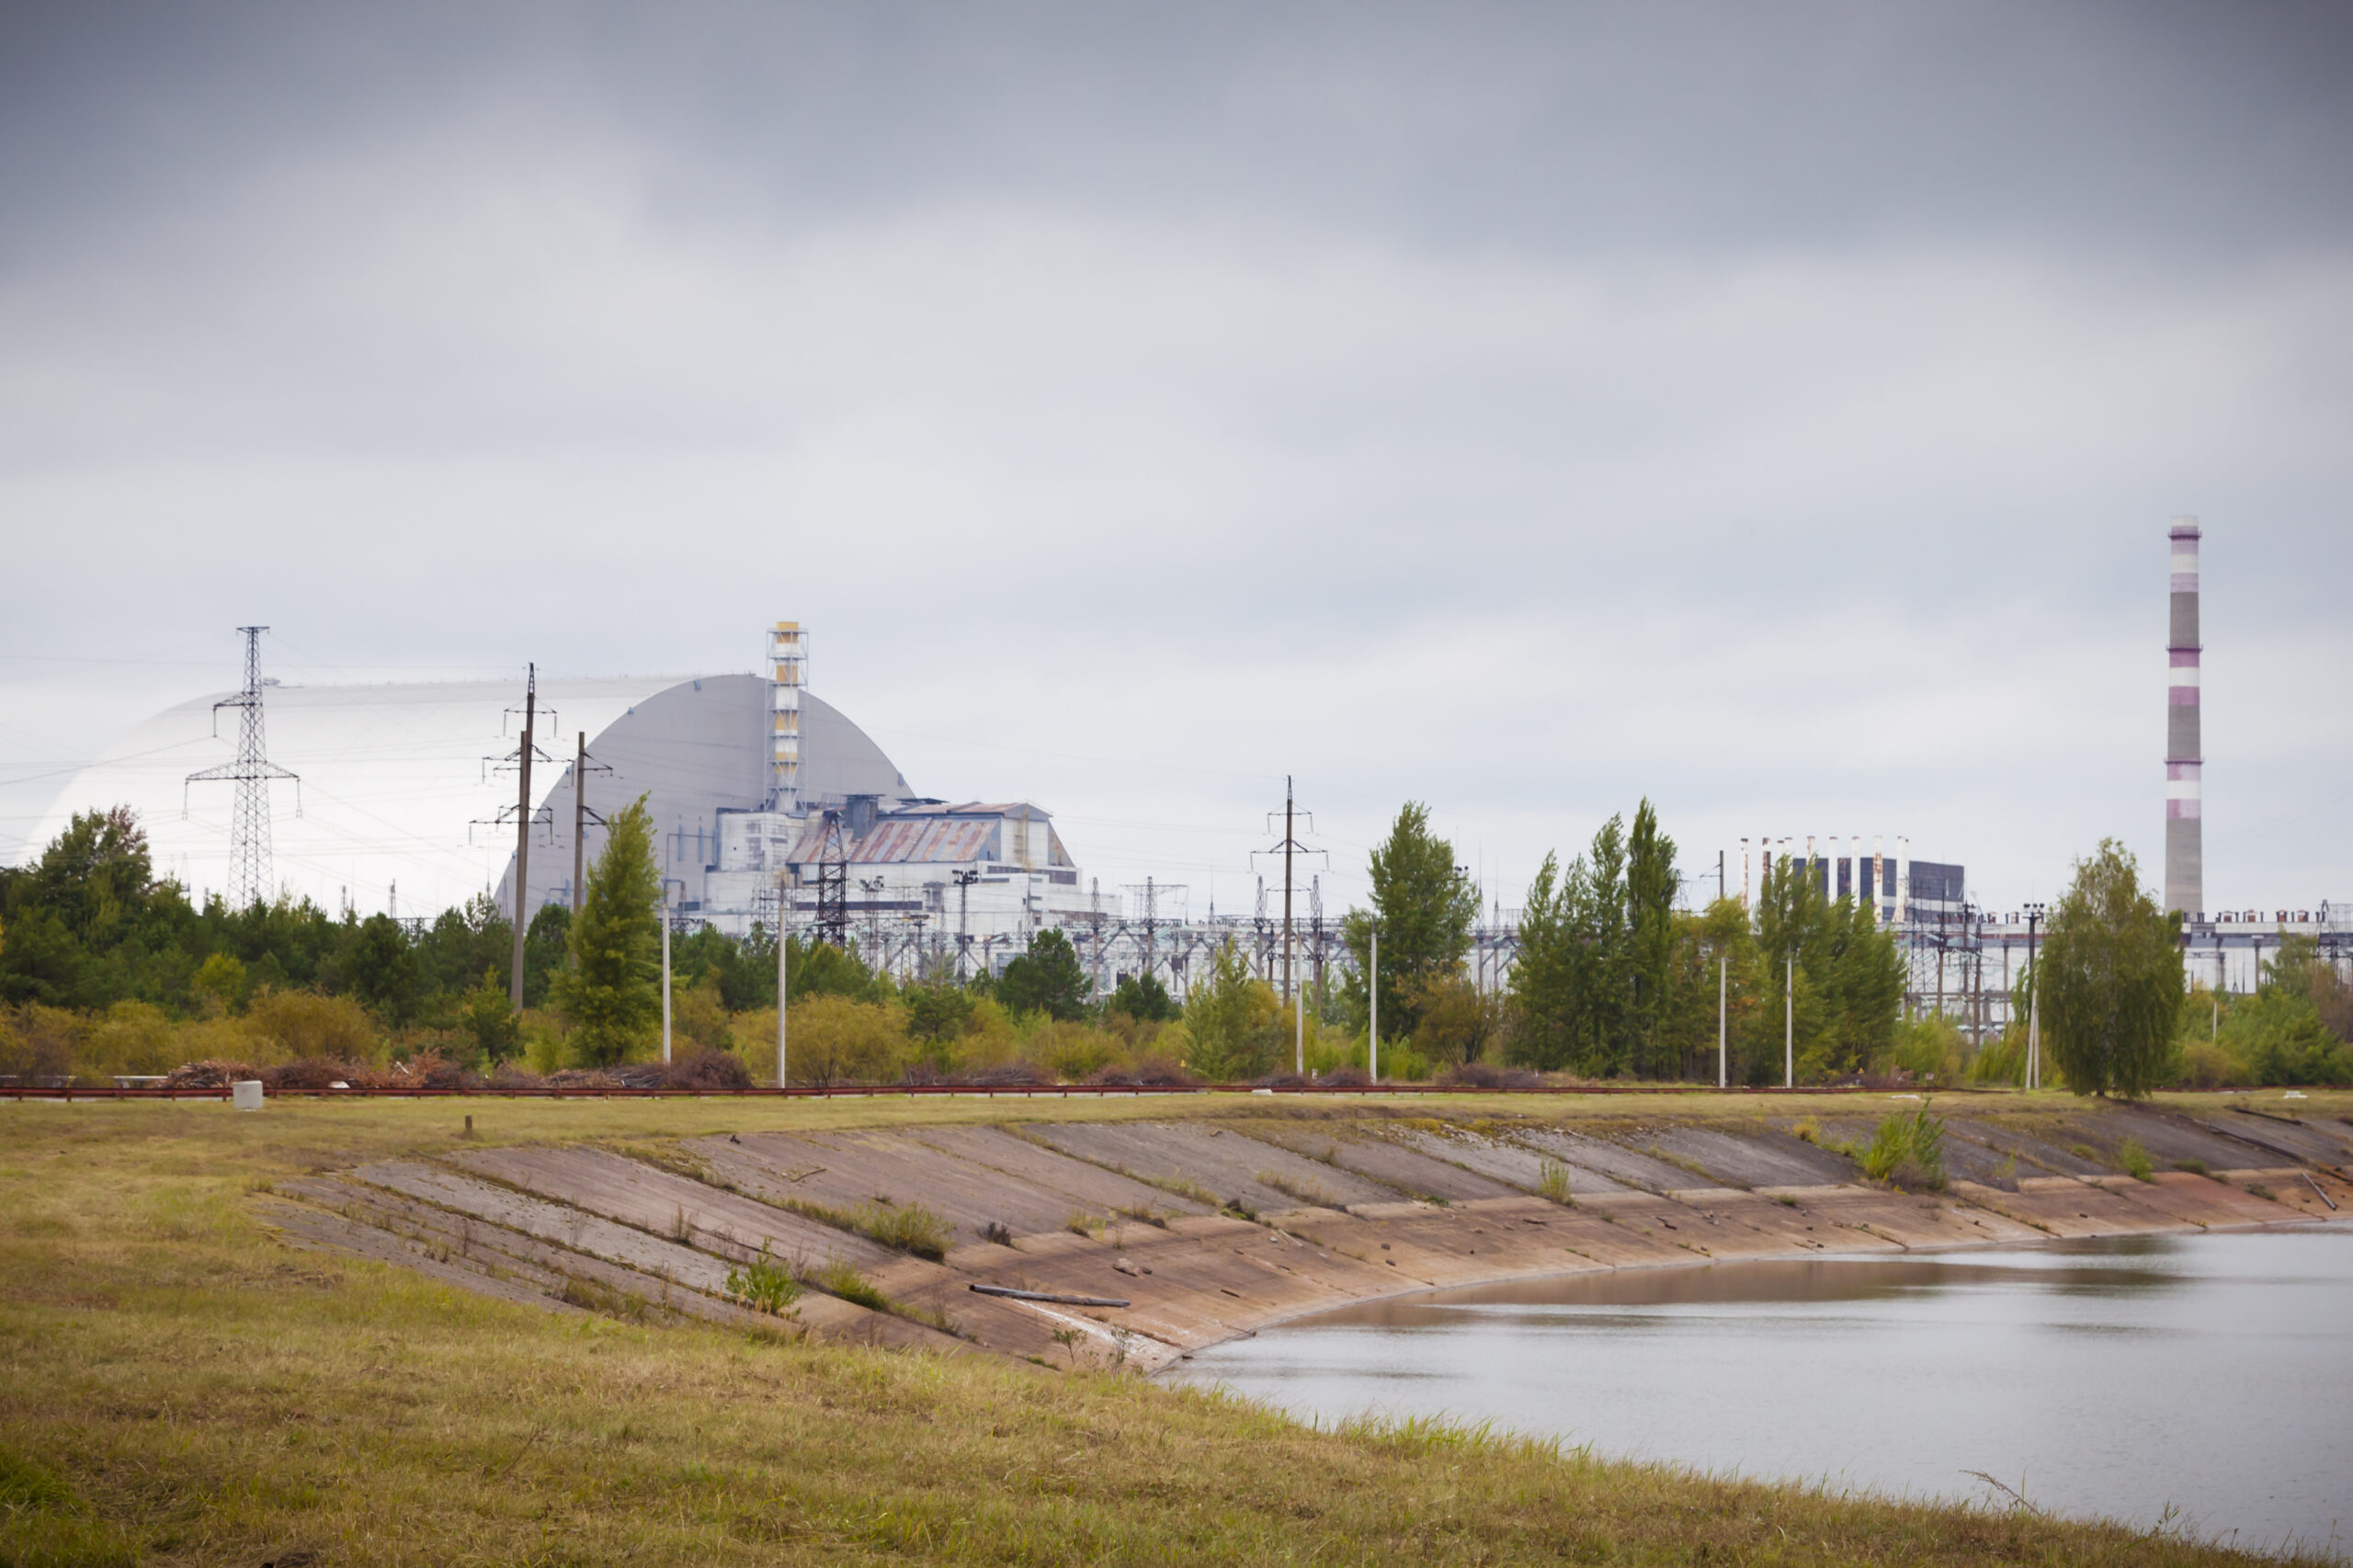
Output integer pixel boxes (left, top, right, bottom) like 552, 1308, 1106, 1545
1, 1096, 2335, 1566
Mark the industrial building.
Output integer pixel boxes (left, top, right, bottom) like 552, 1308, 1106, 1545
30, 622, 1108, 961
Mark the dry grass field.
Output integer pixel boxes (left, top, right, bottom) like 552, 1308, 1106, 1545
3, 1090, 2342, 1566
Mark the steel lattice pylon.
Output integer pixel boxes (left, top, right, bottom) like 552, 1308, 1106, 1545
185, 627, 300, 909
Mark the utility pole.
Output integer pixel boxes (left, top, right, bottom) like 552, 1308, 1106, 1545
1718, 947, 1728, 1089
510, 665, 537, 1008
184, 625, 300, 910
1369, 929, 1380, 1085
2024, 903, 2045, 1090
1784, 949, 1794, 1089
661, 882, 674, 1065
776, 876, 790, 1089
953, 869, 980, 981
569, 732, 612, 913
1255, 778, 1322, 1069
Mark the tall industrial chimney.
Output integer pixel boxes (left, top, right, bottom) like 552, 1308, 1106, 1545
2165, 519, 2202, 917
767, 621, 807, 813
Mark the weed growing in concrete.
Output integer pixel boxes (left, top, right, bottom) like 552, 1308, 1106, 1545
787, 1197, 952, 1259
1537, 1161, 1575, 1206
2175, 1158, 2210, 1176
2246, 1184, 2278, 1202
810, 1258, 890, 1312
1860, 1104, 1946, 1190
2117, 1138, 2154, 1183
1256, 1169, 1342, 1210
723, 1245, 802, 1315
980, 1221, 1016, 1247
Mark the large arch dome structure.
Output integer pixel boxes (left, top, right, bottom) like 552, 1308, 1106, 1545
30, 674, 914, 921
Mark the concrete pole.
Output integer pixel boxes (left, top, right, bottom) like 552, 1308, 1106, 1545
776, 881, 790, 1090
573, 732, 587, 913
661, 884, 673, 1065
1369, 930, 1379, 1084
1785, 951, 1795, 1088
790, 881, 800, 1087
1718, 949, 1727, 1089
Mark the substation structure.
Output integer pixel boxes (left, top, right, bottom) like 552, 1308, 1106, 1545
1893, 904, 2353, 1048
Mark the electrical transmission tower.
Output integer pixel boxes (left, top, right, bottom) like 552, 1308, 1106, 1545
813, 810, 850, 949
185, 626, 300, 909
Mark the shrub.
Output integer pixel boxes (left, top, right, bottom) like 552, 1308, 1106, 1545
2173, 1040, 2238, 1090
243, 989, 379, 1062
1085, 1052, 1197, 1087
1537, 1160, 1575, 1206
2116, 1137, 2154, 1182
1890, 1016, 1965, 1082
2174, 1157, 2210, 1176
1437, 1061, 1539, 1090
1859, 1103, 1947, 1190
1026, 1020, 1120, 1083
785, 994, 912, 1085
724, 1246, 802, 1315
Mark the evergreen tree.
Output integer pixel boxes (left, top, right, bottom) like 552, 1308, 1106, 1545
2041, 840, 2184, 1097
1340, 802, 1477, 1037
996, 929, 1090, 1020
553, 796, 662, 1066
1107, 971, 1177, 1022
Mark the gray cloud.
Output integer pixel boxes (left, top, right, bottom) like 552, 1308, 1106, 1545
3, 1, 2348, 915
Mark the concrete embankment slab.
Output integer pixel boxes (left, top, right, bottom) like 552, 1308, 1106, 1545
1024, 1121, 1399, 1213
1235, 1120, 1523, 1203
1508, 1128, 1694, 1193
1625, 1124, 1854, 1188
909, 1124, 1216, 1220
688, 1129, 1095, 1242
451, 1145, 892, 1267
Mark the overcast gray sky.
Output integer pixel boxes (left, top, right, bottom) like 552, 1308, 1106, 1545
3, 1, 2348, 917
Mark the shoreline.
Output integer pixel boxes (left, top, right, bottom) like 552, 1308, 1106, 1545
239, 1094, 2353, 1372
1154, 1206, 2352, 1369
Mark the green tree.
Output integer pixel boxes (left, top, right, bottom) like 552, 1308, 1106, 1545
1623, 801, 1680, 1074
1107, 971, 1176, 1023
996, 929, 1089, 1021
1182, 937, 1280, 1081
2040, 840, 2184, 1098
904, 982, 975, 1044
341, 913, 420, 1025
552, 796, 662, 1067
460, 967, 524, 1065
1506, 851, 1581, 1071
1341, 802, 1476, 1037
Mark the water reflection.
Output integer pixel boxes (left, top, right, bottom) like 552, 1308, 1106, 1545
1173, 1229, 2353, 1558
1312, 1253, 2188, 1326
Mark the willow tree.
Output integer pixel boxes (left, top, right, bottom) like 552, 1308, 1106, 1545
553, 795, 662, 1066
2041, 840, 2184, 1098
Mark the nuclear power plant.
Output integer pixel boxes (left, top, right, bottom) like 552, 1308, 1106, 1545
28, 529, 2349, 1008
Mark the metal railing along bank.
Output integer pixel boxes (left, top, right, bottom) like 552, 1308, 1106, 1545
5, 1080, 1976, 1101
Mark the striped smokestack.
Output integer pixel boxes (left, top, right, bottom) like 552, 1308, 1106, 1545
2165, 517, 2202, 917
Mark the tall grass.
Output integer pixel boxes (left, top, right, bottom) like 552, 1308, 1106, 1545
1859, 1103, 1946, 1190
1537, 1160, 1575, 1205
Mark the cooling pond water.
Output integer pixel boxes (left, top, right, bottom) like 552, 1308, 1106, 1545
1170, 1228, 2353, 1559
